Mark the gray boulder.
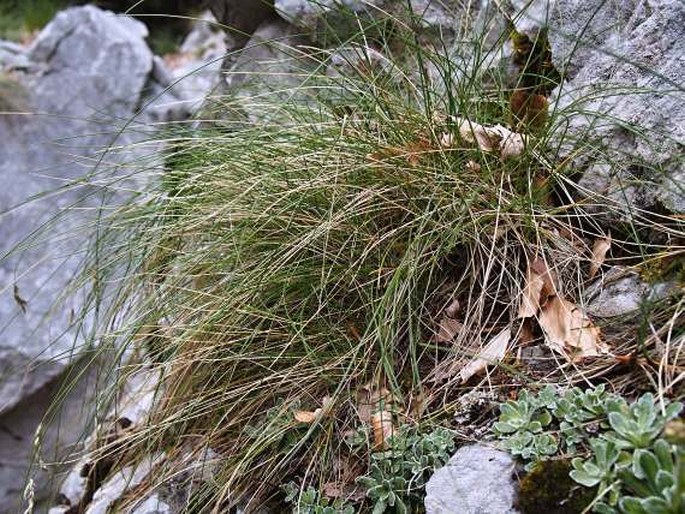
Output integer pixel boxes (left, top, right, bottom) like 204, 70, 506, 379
425, 444, 520, 514
0, 5, 215, 512
275, 0, 384, 32
0, 4, 165, 414
585, 267, 679, 318
169, 11, 227, 114
515, 0, 685, 216
207, 0, 276, 49
222, 17, 317, 118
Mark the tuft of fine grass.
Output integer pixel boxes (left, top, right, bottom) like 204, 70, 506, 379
34, 4, 685, 512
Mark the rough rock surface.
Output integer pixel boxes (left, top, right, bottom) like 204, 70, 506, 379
130, 495, 173, 514
585, 267, 678, 318
170, 11, 227, 113
425, 444, 520, 514
275, 0, 384, 32
0, 6, 216, 512
0, 5, 164, 415
516, 0, 685, 215
223, 17, 317, 115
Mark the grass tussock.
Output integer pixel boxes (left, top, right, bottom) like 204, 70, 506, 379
43, 7, 685, 513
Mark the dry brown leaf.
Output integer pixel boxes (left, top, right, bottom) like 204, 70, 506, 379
434, 316, 464, 343
357, 384, 393, 424
499, 130, 526, 159
459, 326, 511, 383
455, 117, 526, 159
539, 296, 606, 361
371, 410, 395, 450
321, 482, 344, 498
465, 159, 481, 172
406, 390, 427, 420
518, 257, 556, 318
518, 318, 536, 346
440, 132, 455, 147
589, 235, 612, 278
456, 117, 499, 152
445, 298, 461, 318
294, 408, 322, 423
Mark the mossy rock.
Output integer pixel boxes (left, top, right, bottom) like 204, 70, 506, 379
516, 459, 596, 514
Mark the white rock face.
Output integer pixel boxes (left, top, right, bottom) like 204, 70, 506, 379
515, 0, 685, 215
425, 444, 520, 514
84, 454, 166, 514
223, 17, 318, 115
170, 11, 227, 113
584, 267, 679, 318
275, 0, 385, 31
130, 495, 172, 514
0, 6, 217, 512
0, 5, 162, 414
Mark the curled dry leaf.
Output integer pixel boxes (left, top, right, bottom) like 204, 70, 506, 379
371, 410, 395, 450
434, 316, 464, 343
440, 132, 454, 147
356, 384, 393, 424
589, 235, 612, 278
406, 390, 427, 420
499, 130, 526, 159
294, 408, 321, 424
459, 326, 511, 383
518, 257, 556, 318
454, 117, 526, 160
294, 396, 333, 423
445, 298, 461, 318
539, 296, 607, 361
465, 159, 481, 172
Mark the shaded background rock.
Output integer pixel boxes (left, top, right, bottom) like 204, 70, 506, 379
208, 0, 276, 50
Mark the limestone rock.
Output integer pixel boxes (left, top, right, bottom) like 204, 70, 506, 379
130, 495, 172, 514
0, 6, 200, 512
585, 267, 679, 318
0, 40, 31, 71
425, 444, 520, 514
0, 5, 166, 414
222, 17, 317, 117
84, 454, 166, 514
514, 0, 685, 215
168, 11, 227, 114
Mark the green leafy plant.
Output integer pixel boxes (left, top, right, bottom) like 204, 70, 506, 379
356, 426, 455, 513
493, 386, 684, 513
283, 482, 355, 514
493, 387, 558, 462
618, 440, 685, 514
605, 394, 683, 451
553, 384, 620, 451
